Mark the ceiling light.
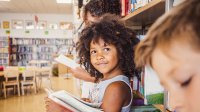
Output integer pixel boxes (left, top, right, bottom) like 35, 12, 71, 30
56, 0, 71, 4
0, 0, 10, 1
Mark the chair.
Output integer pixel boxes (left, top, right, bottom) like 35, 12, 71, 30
3, 66, 20, 98
0, 74, 4, 96
37, 66, 52, 89
21, 69, 37, 95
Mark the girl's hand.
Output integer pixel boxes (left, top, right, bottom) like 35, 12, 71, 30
70, 67, 95, 82
81, 98, 92, 103
45, 97, 72, 112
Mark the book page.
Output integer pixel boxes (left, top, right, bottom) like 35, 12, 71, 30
45, 88, 78, 111
46, 89, 103, 112
62, 90, 101, 108
54, 54, 80, 69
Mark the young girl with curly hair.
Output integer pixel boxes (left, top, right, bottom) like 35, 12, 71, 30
70, 0, 123, 83
46, 15, 139, 112
75, 16, 138, 112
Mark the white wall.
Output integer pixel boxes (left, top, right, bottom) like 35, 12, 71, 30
0, 13, 73, 38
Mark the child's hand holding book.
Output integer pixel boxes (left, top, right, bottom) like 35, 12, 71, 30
45, 97, 72, 112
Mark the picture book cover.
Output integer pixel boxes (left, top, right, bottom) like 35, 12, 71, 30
144, 66, 164, 105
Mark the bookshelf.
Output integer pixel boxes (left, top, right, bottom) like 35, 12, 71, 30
122, 0, 165, 27
10, 38, 74, 66
0, 36, 10, 66
122, 0, 174, 111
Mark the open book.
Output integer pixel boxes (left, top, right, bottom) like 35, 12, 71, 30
54, 54, 80, 69
45, 88, 103, 112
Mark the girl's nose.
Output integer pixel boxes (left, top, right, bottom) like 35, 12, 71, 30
96, 52, 104, 60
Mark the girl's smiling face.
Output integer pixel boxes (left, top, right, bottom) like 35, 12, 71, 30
90, 38, 122, 79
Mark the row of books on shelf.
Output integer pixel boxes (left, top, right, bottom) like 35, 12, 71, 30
10, 54, 34, 61
0, 41, 9, 47
10, 60, 28, 66
10, 54, 52, 66
0, 36, 8, 40
0, 59, 9, 66
0, 53, 9, 58
0, 36, 9, 47
11, 45, 57, 53
0, 47, 9, 53
11, 38, 74, 45
121, 0, 153, 16
10, 53, 52, 61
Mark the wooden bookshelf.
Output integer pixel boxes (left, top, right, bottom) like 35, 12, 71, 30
122, 0, 165, 27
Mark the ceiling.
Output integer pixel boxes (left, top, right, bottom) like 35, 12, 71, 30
0, 0, 73, 14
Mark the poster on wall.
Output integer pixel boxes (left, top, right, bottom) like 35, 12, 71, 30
5, 30, 10, 35
25, 20, 35, 29
12, 20, 24, 29
45, 31, 49, 35
36, 21, 47, 30
60, 22, 73, 30
49, 23, 58, 30
3, 21, 10, 29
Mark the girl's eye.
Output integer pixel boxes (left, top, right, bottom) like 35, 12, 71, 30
90, 50, 96, 55
181, 77, 192, 87
103, 48, 110, 52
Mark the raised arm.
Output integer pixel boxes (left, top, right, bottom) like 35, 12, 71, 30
70, 66, 96, 82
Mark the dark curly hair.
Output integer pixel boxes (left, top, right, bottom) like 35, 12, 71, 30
83, 0, 121, 22
77, 15, 140, 82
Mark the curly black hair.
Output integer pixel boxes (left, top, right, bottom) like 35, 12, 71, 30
77, 15, 140, 82
83, 0, 121, 21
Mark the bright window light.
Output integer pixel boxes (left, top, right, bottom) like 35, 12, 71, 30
56, 0, 71, 4
0, 0, 10, 1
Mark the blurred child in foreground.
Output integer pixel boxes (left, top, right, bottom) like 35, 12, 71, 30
135, 0, 200, 112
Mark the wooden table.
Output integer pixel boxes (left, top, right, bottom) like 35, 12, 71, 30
0, 71, 4, 96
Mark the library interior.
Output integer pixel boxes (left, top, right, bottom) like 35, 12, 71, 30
0, 0, 197, 112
